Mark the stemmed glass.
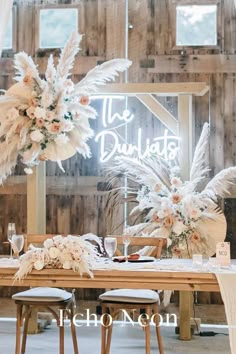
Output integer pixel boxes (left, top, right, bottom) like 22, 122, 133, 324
12, 235, 24, 258
122, 234, 131, 258
7, 223, 16, 258
104, 237, 117, 260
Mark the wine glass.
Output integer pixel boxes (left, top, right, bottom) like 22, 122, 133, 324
104, 237, 117, 260
122, 234, 131, 258
12, 235, 24, 257
7, 223, 16, 258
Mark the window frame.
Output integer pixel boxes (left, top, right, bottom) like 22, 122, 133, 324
35, 4, 81, 51
2, 5, 17, 54
172, 0, 222, 51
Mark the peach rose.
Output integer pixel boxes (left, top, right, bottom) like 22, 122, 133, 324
23, 75, 32, 84
152, 213, 160, 223
171, 193, 182, 204
79, 96, 90, 105
172, 246, 182, 257
163, 215, 174, 228
36, 118, 45, 128
189, 231, 201, 243
49, 122, 63, 133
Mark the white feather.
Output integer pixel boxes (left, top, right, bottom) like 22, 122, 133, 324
74, 59, 132, 94
45, 54, 56, 85
56, 31, 82, 81
202, 166, 236, 200
190, 122, 210, 184
14, 52, 40, 81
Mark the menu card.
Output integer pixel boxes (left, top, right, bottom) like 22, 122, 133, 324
216, 242, 231, 267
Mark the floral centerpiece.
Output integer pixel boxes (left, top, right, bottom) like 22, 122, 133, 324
14, 234, 102, 280
0, 31, 131, 182
108, 123, 234, 257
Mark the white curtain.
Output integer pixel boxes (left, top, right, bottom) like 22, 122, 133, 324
0, 0, 13, 57
216, 273, 236, 354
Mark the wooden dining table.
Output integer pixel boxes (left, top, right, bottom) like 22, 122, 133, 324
0, 261, 220, 342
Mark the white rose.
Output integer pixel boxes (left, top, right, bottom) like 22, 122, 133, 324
63, 120, 74, 132
189, 208, 201, 220
30, 130, 44, 143
26, 106, 36, 119
172, 221, 187, 235
44, 239, 54, 249
49, 247, 60, 259
63, 260, 72, 269
34, 260, 44, 270
55, 133, 69, 145
34, 107, 46, 119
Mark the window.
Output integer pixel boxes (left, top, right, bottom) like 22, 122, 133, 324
176, 5, 217, 46
3, 11, 13, 50
39, 8, 78, 49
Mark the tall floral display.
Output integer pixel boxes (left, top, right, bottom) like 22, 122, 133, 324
108, 123, 234, 257
0, 31, 131, 182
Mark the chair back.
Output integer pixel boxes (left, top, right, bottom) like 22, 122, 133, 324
111, 236, 166, 258
23, 234, 56, 253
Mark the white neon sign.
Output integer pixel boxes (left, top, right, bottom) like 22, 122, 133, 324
92, 95, 180, 163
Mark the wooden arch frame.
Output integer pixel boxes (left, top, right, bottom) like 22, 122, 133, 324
27, 82, 209, 234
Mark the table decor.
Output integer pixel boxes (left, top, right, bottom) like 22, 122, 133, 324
107, 123, 232, 257
0, 31, 131, 182
14, 234, 102, 280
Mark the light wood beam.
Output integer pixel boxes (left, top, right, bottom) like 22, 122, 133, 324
96, 83, 209, 96
178, 95, 193, 181
27, 163, 46, 234
136, 94, 178, 135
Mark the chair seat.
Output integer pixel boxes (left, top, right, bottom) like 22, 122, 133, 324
99, 289, 160, 304
12, 287, 72, 302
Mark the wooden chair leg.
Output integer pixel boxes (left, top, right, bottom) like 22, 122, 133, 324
69, 304, 79, 354
21, 306, 31, 354
153, 304, 164, 354
15, 304, 23, 354
59, 313, 64, 354
101, 305, 113, 354
144, 306, 151, 354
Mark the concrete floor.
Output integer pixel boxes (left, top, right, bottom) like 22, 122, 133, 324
0, 319, 230, 354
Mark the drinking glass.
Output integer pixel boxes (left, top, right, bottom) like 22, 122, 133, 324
104, 237, 117, 259
12, 235, 24, 257
122, 235, 131, 258
7, 223, 16, 258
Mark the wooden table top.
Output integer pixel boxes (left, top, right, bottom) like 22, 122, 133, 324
0, 263, 220, 292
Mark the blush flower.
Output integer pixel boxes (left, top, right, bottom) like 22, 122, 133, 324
49, 122, 63, 134
30, 130, 44, 143
79, 96, 90, 105
189, 231, 201, 243
172, 246, 182, 257
154, 183, 162, 193
171, 176, 183, 188
163, 215, 174, 228
171, 193, 182, 204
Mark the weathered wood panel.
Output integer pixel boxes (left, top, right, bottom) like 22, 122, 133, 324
1, 0, 236, 302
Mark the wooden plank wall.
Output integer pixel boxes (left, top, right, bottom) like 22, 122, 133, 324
0, 0, 236, 302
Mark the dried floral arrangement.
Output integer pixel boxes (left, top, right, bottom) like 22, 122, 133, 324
0, 31, 131, 182
107, 123, 233, 257
14, 234, 102, 280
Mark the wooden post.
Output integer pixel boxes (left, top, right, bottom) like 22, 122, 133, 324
27, 163, 46, 234
178, 94, 193, 181
178, 94, 194, 340
27, 162, 46, 333
179, 291, 193, 340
